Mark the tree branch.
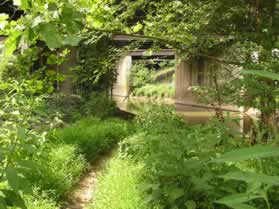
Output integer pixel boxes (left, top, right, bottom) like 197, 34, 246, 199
88, 27, 245, 66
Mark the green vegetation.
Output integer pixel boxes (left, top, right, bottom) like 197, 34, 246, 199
91, 106, 279, 209
133, 83, 175, 98
130, 62, 175, 98
53, 117, 129, 161
92, 154, 146, 209
0, 0, 278, 209
23, 116, 128, 208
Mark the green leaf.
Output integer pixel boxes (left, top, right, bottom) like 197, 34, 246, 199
227, 204, 257, 209
21, 0, 29, 9
63, 35, 81, 46
185, 200, 196, 209
6, 167, 19, 191
214, 145, 279, 163
17, 127, 26, 140
3, 30, 21, 56
0, 14, 8, 22
215, 193, 261, 206
133, 23, 143, 33
20, 144, 36, 154
167, 188, 184, 202
243, 70, 279, 81
31, 16, 43, 28
2, 190, 27, 209
220, 171, 279, 186
38, 23, 62, 48
47, 54, 58, 65
0, 197, 7, 209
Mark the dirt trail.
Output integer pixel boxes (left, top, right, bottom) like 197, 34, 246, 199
62, 152, 112, 209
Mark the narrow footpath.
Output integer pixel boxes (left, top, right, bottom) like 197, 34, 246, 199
62, 152, 113, 209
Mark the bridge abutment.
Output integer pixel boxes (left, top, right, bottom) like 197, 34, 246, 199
112, 55, 132, 97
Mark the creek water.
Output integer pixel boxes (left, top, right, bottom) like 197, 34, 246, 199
113, 96, 253, 133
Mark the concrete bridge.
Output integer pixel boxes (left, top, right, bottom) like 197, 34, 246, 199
112, 35, 239, 111
112, 50, 225, 110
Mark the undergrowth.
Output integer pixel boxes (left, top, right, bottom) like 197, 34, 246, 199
92, 105, 279, 209
52, 117, 129, 161
91, 154, 146, 209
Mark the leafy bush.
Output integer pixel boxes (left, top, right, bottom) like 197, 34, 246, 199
92, 154, 146, 209
44, 93, 84, 123
130, 63, 155, 89
24, 189, 58, 209
26, 144, 87, 200
135, 105, 185, 133
133, 83, 175, 98
119, 105, 279, 209
44, 92, 118, 123
120, 106, 240, 209
53, 117, 129, 161
83, 92, 117, 118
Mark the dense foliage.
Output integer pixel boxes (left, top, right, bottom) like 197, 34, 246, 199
92, 106, 279, 209
0, 0, 279, 209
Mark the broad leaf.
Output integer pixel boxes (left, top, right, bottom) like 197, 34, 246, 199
6, 167, 19, 191
227, 203, 257, 209
38, 23, 62, 49
220, 171, 279, 186
167, 188, 184, 202
215, 193, 261, 206
0, 14, 8, 22
3, 31, 21, 56
2, 190, 26, 209
133, 23, 143, 33
63, 35, 81, 46
243, 70, 279, 81
214, 145, 279, 163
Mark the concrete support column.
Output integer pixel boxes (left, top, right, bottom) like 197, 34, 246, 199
175, 56, 211, 104
112, 56, 132, 97
175, 57, 196, 103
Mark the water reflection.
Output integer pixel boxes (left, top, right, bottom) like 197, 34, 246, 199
113, 96, 253, 133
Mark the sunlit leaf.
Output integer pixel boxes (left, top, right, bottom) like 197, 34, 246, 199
185, 200, 196, 209
243, 70, 279, 81
38, 23, 62, 48
215, 193, 261, 206
6, 167, 19, 191
220, 171, 279, 186
214, 145, 279, 163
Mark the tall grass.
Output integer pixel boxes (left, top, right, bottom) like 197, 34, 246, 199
25, 116, 129, 208
27, 144, 87, 200
52, 117, 129, 161
91, 154, 146, 209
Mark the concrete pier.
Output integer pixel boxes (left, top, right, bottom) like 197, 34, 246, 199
112, 56, 132, 97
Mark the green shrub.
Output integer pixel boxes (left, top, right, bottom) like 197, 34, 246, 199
24, 189, 58, 209
44, 93, 84, 123
132, 83, 175, 98
27, 144, 87, 200
120, 106, 239, 209
130, 63, 154, 89
91, 154, 147, 209
135, 105, 185, 133
83, 92, 117, 118
53, 117, 129, 160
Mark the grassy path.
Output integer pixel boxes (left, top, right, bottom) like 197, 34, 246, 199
61, 152, 113, 209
